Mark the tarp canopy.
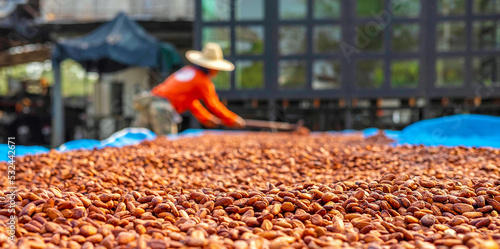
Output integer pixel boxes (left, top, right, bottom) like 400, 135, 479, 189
52, 12, 183, 74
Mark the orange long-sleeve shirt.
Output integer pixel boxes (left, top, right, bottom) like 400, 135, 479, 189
151, 66, 238, 126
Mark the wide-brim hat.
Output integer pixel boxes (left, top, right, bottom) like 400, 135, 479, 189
186, 42, 235, 71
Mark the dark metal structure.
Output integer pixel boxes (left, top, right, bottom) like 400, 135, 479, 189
194, 0, 500, 130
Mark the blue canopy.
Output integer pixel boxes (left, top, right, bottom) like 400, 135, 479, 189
52, 12, 183, 74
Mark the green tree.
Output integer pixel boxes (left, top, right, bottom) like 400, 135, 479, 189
213, 71, 231, 90
0, 59, 98, 97
237, 61, 264, 89
357, 0, 384, 16
391, 60, 419, 88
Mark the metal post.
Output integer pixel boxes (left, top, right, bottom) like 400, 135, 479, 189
51, 61, 64, 148
267, 99, 276, 122
189, 114, 201, 129
422, 98, 431, 120
345, 98, 352, 129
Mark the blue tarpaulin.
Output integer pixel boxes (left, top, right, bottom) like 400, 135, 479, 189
52, 12, 183, 74
0, 128, 157, 162
397, 114, 500, 148
1, 114, 499, 162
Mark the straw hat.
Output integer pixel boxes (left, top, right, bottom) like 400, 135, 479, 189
186, 42, 234, 71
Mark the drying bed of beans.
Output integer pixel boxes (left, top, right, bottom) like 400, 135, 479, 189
1, 132, 500, 249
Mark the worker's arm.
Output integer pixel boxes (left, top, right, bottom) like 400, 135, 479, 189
189, 100, 221, 127
199, 82, 239, 126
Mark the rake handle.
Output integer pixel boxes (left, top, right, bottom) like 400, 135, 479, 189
244, 119, 303, 131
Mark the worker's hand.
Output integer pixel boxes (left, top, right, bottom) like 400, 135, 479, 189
232, 117, 246, 129
204, 117, 222, 128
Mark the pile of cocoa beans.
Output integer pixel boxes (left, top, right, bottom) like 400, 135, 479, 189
1, 132, 500, 249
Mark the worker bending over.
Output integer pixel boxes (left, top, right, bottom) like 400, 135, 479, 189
133, 43, 245, 134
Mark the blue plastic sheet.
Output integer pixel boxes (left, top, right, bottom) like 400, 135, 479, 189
0, 145, 49, 162
397, 114, 500, 148
99, 128, 156, 148
0, 128, 157, 162
1, 114, 498, 162
326, 114, 499, 148
57, 139, 101, 152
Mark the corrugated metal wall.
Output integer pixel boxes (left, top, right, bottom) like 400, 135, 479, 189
40, 0, 194, 22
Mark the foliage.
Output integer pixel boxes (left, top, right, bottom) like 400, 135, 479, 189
473, 0, 500, 13
391, 60, 419, 88
392, 24, 420, 52
203, 27, 231, 55
202, 0, 230, 21
279, 62, 306, 89
357, 0, 384, 16
436, 59, 464, 87
391, 0, 421, 17
315, 26, 341, 53
0, 59, 98, 97
251, 40, 264, 55
236, 26, 264, 55
356, 24, 383, 51
237, 61, 264, 89
356, 60, 384, 88
314, 0, 340, 19
437, 0, 466, 15
280, 0, 307, 19
213, 71, 231, 90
